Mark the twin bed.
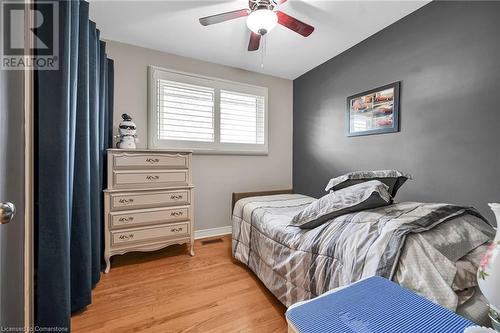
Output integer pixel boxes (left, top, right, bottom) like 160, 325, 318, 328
231, 185, 495, 325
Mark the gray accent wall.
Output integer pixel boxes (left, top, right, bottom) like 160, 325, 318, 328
293, 1, 500, 222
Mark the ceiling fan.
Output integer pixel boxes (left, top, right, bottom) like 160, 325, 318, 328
199, 0, 314, 51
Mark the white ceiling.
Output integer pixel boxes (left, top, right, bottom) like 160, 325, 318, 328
89, 0, 430, 79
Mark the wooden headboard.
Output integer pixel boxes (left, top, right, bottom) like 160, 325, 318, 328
231, 189, 294, 212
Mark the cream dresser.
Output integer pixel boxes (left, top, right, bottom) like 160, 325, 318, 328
103, 149, 194, 273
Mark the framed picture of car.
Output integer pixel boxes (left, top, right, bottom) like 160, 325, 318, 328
346, 81, 400, 137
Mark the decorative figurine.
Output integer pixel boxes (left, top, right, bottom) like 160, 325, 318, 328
115, 113, 138, 149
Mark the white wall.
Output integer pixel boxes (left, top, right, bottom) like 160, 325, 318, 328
105, 41, 293, 232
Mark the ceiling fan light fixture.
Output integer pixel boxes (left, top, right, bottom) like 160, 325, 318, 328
246, 9, 278, 35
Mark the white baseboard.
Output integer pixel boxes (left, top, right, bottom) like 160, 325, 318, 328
194, 226, 232, 240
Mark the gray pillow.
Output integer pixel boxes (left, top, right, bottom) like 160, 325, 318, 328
290, 180, 391, 229
324, 170, 412, 198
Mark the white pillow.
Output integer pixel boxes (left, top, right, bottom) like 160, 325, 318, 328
324, 170, 412, 198
290, 180, 391, 229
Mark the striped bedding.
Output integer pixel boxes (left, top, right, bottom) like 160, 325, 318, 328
232, 194, 494, 312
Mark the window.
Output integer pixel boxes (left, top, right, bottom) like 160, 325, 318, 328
157, 80, 215, 143
148, 66, 268, 154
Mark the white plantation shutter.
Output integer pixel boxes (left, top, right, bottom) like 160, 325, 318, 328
220, 90, 265, 144
149, 66, 268, 154
157, 79, 215, 142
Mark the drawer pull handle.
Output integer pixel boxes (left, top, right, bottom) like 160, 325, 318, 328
118, 216, 134, 223
170, 227, 183, 233
118, 198, 134, 204
170, 211, 183, 217
146, 175, 160, 181
170, 195, 183, 200
118, 233, 134, 240
145, 158, 160, 164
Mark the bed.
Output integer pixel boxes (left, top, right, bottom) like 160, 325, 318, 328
231, 190, 495, 326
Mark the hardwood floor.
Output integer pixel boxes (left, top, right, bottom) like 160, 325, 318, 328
72, 235, 288, 333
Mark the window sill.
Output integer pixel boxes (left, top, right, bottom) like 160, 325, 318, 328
191, 149, 268, 156
148, 139, 268, 156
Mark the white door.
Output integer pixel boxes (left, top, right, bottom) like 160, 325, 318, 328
0, 29, 28, 331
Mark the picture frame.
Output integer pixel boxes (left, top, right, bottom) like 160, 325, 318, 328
346, 81, 400, 137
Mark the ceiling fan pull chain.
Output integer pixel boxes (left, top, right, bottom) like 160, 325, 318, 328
261, 35, 266, 68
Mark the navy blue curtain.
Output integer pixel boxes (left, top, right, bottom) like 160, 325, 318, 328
36, 0, 113, 330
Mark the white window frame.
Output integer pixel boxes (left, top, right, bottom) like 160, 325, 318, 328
148, 66, 269, 155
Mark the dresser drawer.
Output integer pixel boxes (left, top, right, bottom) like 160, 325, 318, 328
112, 152, 189, 169
110, 206, 189, 229
111, 222, 190, 246
112, 169, 188, 189
110, 190, 190, 210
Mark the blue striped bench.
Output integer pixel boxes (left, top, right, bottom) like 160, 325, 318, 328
286, 276, 474, 333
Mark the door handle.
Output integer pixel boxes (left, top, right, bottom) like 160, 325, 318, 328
0, 202, 15, 224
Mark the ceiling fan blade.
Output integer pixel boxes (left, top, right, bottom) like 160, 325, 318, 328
276, 11, 314, 37
248, 32, 261, 51
199, 9, 249, 26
